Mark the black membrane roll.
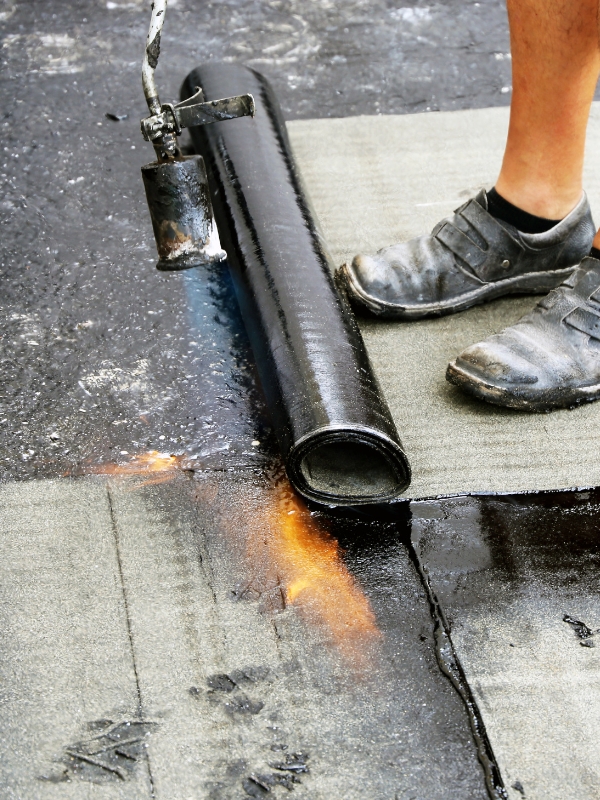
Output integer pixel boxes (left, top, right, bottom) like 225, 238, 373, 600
181, 63, 411, 506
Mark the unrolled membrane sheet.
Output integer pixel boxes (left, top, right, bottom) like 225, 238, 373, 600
182, 64, 411, 507
287, 105, 600, 498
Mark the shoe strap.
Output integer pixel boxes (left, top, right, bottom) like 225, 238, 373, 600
563, 263, 600, 341
565, 306, 600, 340
435, 198, 525, 282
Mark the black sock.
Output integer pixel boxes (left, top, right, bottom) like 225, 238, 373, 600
590, 247, 600, 260
486, 188, 562, 234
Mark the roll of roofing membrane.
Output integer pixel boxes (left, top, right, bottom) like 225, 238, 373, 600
181, 63, 411, 506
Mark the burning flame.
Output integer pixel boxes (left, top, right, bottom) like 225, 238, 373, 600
91, 454, 382, 669
88, 450, 182, 487
245, 480, 383, 671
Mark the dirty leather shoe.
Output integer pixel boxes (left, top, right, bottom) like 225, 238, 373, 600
446, 256, 600, 411
340, 190, 595, 319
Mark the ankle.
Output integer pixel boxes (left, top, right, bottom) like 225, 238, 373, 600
486, 188, 560, 234
494, 176, 582, 220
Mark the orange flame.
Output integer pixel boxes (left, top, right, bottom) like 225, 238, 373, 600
243, 480, 383, 671
90, 455, 382, 670
88, 451, 182, 487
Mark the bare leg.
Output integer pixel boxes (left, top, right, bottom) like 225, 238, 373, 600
445, 1, 600, 410
495, 0, 600, 223
341, 0, 600, 321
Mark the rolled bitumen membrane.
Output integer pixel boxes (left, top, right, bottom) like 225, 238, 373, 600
181, 63, 410, 506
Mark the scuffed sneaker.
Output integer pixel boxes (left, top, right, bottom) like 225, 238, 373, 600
339, 190, 595, 320
446, 256, 600, 411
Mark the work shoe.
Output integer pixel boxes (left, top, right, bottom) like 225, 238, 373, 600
446, 255, 600, 411
340, 190, 595, 319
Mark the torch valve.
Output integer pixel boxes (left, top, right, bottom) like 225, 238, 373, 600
140, 90, 255, 149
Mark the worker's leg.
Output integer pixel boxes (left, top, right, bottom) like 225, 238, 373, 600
445, 1, 600, 411
340, 1, 599, 321
495, 0, 600, 221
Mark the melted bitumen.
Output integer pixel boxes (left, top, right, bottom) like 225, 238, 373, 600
311, 489, 600, 799
190, 473, 492, 798
409, 489, 600, 797
411, 489, 600, 615
406, 541, 508, 799
326, 507, 504, 799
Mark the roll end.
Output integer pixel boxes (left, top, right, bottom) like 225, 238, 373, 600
288, 427, 411, 507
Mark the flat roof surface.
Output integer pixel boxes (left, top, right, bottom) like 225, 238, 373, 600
2, 4, 599, 798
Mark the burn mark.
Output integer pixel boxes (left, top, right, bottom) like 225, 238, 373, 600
224, 695, 264, 715
232, 578, 286, 613
87, 718, 115, 732
230, 665, 271, 684
206, 673, 237, 693
41, 719, 156, 784
244, 774, 272, 795
269, 751, 309, 774
199, 667, 271, 716
233, 580, 262, 602
563, 614, 598, 646
259, 585, 286, 613
205, 666, 271, 692
146, 31, 161, 70
38, 768, 70, 783
243, 770, 301, 796
157, 219, 194, 257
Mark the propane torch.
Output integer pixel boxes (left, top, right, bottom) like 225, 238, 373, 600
140, 0, 255, 270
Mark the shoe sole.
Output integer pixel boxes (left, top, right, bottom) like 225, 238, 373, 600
340, 262, 576, 320
446, 359, 600, 412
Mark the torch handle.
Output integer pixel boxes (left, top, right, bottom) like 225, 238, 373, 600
142, 0, 167, 116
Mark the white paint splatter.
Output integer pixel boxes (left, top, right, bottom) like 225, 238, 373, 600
392, 7, 432, 24
0, 1, 17, 22
2, 32, 109, 75
81, 359, 173, 415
